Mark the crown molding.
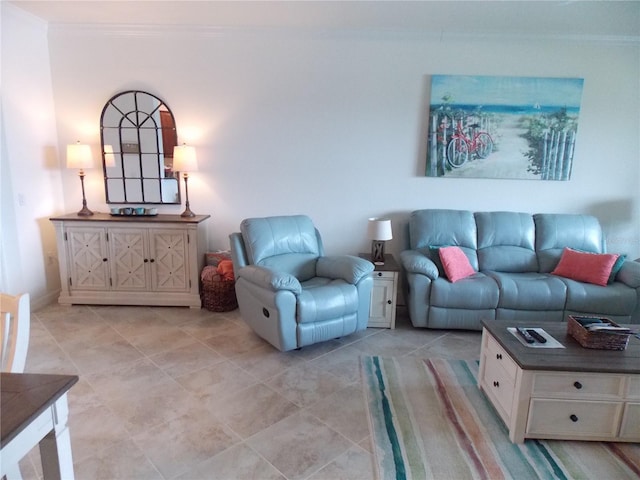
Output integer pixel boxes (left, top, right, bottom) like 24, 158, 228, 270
48, 23, 640, 46
3, 1, 49, 29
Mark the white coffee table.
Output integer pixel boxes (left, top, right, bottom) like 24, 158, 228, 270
478, 319, 640, 443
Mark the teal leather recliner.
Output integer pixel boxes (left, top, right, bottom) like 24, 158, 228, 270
229, 215, 374, 351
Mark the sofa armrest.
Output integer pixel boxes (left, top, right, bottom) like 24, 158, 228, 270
317, 255, 374, 284
236, 265, 302, 294
616, 260, 640, 288
400, 250, 439, 280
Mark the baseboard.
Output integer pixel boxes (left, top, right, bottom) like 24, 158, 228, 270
31, 290, 60, 312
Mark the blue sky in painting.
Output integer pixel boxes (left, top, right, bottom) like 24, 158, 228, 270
430, 75, 584, 108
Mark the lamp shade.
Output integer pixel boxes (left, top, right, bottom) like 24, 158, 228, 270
367, 218, 393, 241
66, 142, 92, 169
173, 144, 198, 172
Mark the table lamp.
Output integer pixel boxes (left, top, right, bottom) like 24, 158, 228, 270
172, 144, 198, 217
66, 141, 93, 216
368, 218, 392, 265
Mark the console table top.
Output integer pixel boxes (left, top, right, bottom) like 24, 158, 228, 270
481, 319, 640, 374
50, 212, 210, 224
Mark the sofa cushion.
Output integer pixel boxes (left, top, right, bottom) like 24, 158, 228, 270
476, 211, 538, 272
439, 246, 475, 282
534, 214, 606, 272
486, 272, 567, 310
551, 248, 619, 286
430, 274, 499, 309
409, 210, 479, 269
297, 278, 358, 324
562, 278, 637, 316
260, 253, 319, 282
241, 215, 320, 277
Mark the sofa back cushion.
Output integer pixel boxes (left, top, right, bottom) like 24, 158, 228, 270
534, 213, 606, 273
240, 215, 321, 281
409, 209, 478, 270
475, 211, 538, 272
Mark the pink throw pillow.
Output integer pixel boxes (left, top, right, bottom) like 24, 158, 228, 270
439, 246, 475, 282
551, 247, 619, 286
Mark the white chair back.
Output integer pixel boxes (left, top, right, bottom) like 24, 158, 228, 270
1, 292, 30, 373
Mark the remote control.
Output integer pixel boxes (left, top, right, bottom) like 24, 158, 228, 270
527, 329, 547, 343
516, 327, 535, 344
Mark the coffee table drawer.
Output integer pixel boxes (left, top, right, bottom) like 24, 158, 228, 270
481, 359, 516, 421
627, 376, 640, 399
527, 399, 623, 438
485, 333, 518, 380
532, 372, 625, 399
619, 403, 640, 440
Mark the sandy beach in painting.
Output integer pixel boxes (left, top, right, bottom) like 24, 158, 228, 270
444, 113, 539, 180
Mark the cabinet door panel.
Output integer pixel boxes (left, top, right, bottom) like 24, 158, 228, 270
149, 230, 189, 291
370, 278, 394, 322
109, 230, 148, 290
66, 228, 109, 289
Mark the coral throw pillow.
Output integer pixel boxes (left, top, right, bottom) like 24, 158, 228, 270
551, 247, 619, 286
439, 246, 475, 282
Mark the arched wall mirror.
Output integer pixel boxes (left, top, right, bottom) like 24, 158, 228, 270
101, 90, 181, 204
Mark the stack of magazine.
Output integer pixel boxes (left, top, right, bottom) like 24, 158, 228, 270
573, 316, 638, 338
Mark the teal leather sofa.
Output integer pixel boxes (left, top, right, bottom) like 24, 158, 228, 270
401, 209, 640, 330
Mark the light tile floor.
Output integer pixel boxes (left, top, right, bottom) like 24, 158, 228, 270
19, 304, 481, 480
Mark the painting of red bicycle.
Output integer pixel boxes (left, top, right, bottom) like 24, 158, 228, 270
426, 75, 584, 180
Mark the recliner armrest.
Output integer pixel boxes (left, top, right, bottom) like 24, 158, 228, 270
236, 265, 302, 294
400, 250, 439, 279
616, 260, 640, 288
317, 255, 374, 284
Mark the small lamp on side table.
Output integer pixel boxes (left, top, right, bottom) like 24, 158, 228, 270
367, 218, 392, 265
66, 141, 94, 216
173, 144, 198, 217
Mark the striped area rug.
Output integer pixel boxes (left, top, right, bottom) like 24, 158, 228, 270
361, 356, 640, 480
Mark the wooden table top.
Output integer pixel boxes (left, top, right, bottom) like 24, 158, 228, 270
358, 253, 400, 272
50, 212, 210, 224
1, 373, 78, 448
481, 319, 640, 374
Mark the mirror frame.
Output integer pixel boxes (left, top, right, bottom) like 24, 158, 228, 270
100, 90, 181, 204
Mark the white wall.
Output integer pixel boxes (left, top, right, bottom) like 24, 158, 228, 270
49, 27, 639, 256
3, 14, 640, 305
1, 4, 65, 307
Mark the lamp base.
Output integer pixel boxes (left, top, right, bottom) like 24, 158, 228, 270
371, 240, 386, 265
77, 206, 93, 216
180, 175, 196, 217
77, 172, 93, 216
180, 207, 196, 218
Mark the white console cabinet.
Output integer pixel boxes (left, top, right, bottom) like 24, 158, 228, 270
50, 213, 210, 308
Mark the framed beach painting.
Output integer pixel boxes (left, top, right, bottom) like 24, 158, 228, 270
426, 75, 584, 180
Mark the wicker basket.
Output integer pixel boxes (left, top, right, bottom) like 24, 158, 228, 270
567, 315, 630, 351
201, 279, 238, 312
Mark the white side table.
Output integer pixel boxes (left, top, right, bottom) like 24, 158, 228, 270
359, 253, 399, 329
